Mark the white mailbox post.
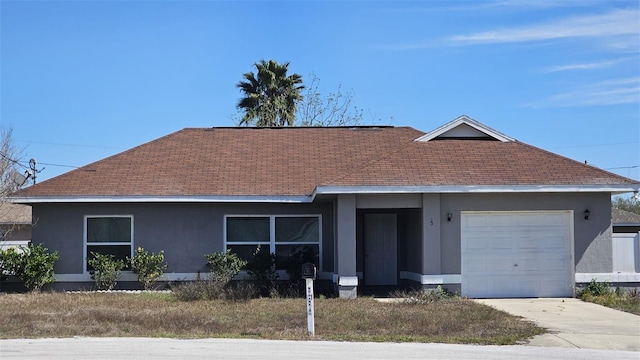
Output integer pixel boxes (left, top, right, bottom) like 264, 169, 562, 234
302, 262, 316, 336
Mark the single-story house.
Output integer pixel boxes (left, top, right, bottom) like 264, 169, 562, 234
11, 115, 640, 298
0, 203, 32, 249
612, 208, 640, 274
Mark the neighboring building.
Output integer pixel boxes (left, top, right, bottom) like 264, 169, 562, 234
612, 208, 640, 274
11, 116, 640, 298
0, 202, 31, 249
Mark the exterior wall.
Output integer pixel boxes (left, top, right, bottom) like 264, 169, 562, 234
31, 202, 334, 277
356, 194, 422, 209
439, 192, 612, 274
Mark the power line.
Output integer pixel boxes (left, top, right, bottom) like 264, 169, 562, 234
604, 165, 640, 170
549, 141, 638, 149
0, 152, 29, 169
15, 139, 123, 150
38, 162, 79, 169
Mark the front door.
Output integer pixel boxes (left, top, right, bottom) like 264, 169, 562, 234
364, 213, 397, 285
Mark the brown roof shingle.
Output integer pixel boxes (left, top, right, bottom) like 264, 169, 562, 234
13, 126, 638, 199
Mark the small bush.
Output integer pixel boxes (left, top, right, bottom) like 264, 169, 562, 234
280, 246, 318, 297
129, 247, 168, 290
245, 245, 278, 296
88, 252, 124, 291
172, 250, 252, 302
205, 250, 247, 284
2, 244, 58, 292
578, 278, 611, 298
0, 247, 22, 281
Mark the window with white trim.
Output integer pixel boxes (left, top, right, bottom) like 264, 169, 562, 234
84, 216, 133, 272
225, 215, 321, 269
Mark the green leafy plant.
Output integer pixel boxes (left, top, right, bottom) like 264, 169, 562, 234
172, 250, 251, 301
206, 249, 247, 284
244, 245, 278, 296
578, 279, 611, 297
280, 246, 318, 297
129, 247, 168, 290
12, 244, 59, 292
0, 247, 22, 282
88, 252, 124, 291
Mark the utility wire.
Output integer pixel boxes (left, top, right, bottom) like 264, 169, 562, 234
604, 165, 639, 170
0, 152, 29, 169
38, 162, 79, 169
549, 141, 638, 149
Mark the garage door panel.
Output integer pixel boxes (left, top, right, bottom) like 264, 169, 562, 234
462, 211, 573, 298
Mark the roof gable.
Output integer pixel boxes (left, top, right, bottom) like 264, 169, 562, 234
414, 115, 515, 142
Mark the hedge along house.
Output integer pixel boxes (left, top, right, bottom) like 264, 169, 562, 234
11, 116, 640, 298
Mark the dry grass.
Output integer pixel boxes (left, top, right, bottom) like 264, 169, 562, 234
579, 291, 640, 316
0, 292, 544, 344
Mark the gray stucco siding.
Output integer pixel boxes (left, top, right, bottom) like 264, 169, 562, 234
439, 192, 612, 274
31, 202, 334, 275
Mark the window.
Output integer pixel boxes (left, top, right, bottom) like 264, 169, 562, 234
225, 215, 321, 270
84, 216, 133, 272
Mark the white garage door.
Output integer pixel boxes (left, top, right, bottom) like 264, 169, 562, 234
461, 211, 573, 298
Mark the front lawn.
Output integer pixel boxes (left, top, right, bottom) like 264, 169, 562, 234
0, 292, 544, 345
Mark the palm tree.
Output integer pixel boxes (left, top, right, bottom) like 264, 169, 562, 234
236, 60, 304, 127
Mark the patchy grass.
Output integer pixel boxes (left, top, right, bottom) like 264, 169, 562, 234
0, 292, 544, 344
579, 291, 640, 316
576, 280, 640, 316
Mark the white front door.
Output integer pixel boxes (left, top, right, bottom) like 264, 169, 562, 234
364, 213, 397, 285
461, 211, 573, 298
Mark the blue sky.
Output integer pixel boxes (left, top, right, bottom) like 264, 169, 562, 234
1, 0, 638, 184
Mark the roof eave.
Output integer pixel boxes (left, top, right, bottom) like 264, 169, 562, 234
10, 195, 314, 204
315, 184, 640, 195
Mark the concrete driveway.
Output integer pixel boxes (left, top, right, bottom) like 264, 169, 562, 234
476, 298, 640, 351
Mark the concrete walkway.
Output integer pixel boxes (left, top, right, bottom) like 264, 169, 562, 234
476, 298, 640, 351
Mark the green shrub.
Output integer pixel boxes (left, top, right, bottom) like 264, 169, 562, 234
172, 250, 251, 301
11, 244, 59, 292
578, 279, 611, 298
245, 245, 278, 296
1, 245, 59, 292
0, 247, 22, 281
205, 249, 247, 284
280, 246, 318, 297
129, 247, 168, 290
88, 252, 124, 291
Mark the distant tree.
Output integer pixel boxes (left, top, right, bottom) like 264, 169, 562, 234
612, 196, 640, 215
296, 73, 364, 127
0, 127, 29, 240
236, 59, 304, 127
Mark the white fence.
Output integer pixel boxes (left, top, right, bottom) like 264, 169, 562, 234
613, 232, 640, 273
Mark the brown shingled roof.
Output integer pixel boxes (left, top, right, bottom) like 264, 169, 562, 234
0, 203, 31, 224
12, 125, 638, 199
612, 208, 640, 225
